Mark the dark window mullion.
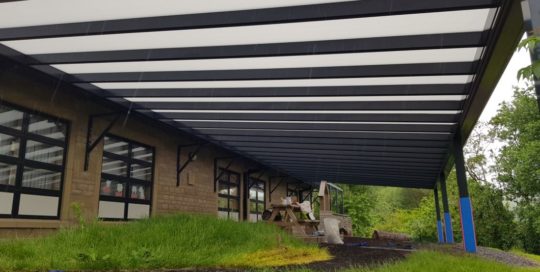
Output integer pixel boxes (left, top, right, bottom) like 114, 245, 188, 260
0, 154, 21, 165
0, 125, 23, 138
20, 159, 63, 172
11, 112, 29, 216
103, 151, 152, 167
122, 142, 133, 220
101, 173, 132, 184
25, 133, 64, 147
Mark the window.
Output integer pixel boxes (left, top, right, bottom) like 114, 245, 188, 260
98, 135, 154, 220
217, 169, 240, 221
248, 178, 265, 222
0, 103, 68, 219
328, 183, 344, 214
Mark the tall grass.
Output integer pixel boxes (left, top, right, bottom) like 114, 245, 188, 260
0, 214, 329, 271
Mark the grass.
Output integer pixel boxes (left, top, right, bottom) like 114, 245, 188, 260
278, 250, 540, 272
342, 250, 540, 272
1, 214, 538, 272
0, 214, 330, 271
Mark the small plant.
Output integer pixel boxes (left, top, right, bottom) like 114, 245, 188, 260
128, 246, 157, 267
517, 35, 540, 81
75, 250, 112, 269
76, 251, 110, 263
70, 202, 86, 229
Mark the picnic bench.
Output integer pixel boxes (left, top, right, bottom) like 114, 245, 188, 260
267, 204, 320, 236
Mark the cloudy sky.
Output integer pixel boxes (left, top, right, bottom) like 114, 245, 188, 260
479, 34, 531, 122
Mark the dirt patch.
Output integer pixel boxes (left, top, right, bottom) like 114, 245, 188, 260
163, 244, 410, 272
282, 244, 410, 271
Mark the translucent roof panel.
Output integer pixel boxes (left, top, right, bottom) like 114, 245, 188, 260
0, 0, 518, 188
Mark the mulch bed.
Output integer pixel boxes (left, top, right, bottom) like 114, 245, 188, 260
166, 244, 410, 272
282, 244, 410, 271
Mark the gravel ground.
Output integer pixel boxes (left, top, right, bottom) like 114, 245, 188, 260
475, 246, 539, 267
421, 243, 540, 267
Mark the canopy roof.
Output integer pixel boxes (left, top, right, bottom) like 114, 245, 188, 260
0, 0, 523, 188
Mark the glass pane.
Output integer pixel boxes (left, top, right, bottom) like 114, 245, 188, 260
229, 211, 239, 221
257, 190, 265, 201
229, 173, 239, 184
22, 167, 61, 190
249, 188, 257, 200
257, 202, 265, 213
218, 197, 228, 209
103, 136, 129, 156
218, 183, 228, 196
229, 199, 239, 211
0, 162, 17, 186
28, 114, 66, 141
102, 157, 127, 177
249, 201, 257, 213
100, 179, 126, 197
218, 171, 229, 183
25, 140, 64, 165
0, 105, 23, 130
130, 164, 152, 181
129, 184, 151, 200
0, 133, 19, 157
229, 186, 238, 197
132, 144, 152, 162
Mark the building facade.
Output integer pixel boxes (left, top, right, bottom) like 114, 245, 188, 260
0, 63, 306, 237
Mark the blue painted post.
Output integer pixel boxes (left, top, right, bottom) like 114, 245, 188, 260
454, 136, 477, 253
440, 173, 454, 243
434, 186, 444, 243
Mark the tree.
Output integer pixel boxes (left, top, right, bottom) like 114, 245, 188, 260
467, 180, 516, 250
341, 184, 376, 237
462, 121, 516, 249
490, 85, 540, 253
490, 85, 540, 200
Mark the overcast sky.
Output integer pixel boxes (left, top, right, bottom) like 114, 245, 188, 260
478, 34, 531, 122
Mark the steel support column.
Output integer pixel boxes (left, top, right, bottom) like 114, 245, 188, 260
454, 136, 477, 253
434, 186, 444, 243
440, 172, 454, 243
522, 0, 540, 110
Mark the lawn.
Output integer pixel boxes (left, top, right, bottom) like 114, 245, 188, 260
344, 250, 540, 272
0, 214, 330, 271
0, 214, 539, 272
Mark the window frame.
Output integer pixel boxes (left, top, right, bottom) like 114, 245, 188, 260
0, 101, 69, 220
328, 183, 344, 214
217, 168, 240, 220
248, 177, 266, 222
99, 134, 155, 221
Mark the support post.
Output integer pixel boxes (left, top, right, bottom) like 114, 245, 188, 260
434, 186, 444, 244
522, 0, 540, 110
440, 172, 454, 243
454, 136, 477, 253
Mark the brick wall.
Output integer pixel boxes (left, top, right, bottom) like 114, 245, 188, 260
0, 64, 297, 236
